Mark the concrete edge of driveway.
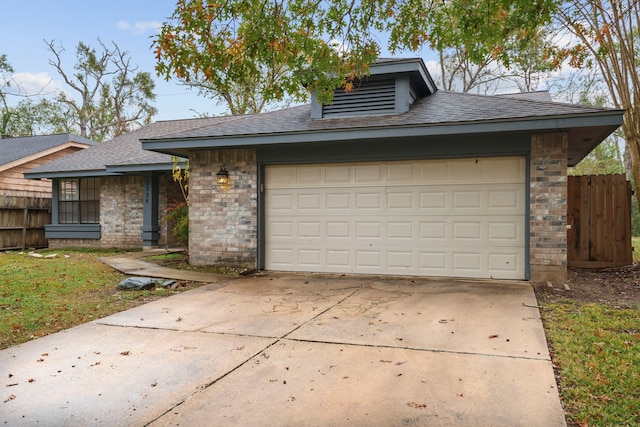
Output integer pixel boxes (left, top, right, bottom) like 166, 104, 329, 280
99, 249, 228, 283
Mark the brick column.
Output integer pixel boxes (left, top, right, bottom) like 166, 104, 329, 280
530, 133, 568, 282
188, 148, 258, 267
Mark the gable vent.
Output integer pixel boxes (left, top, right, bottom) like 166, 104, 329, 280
322, 79, 396, 118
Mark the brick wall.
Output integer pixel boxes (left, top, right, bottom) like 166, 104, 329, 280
188, 149, 258, 267
48, 173, 180, 249
530, 132, 568, 282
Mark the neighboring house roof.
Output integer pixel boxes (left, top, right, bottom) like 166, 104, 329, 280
25, 117, 228, 178
0, 133, 95, 172
142, 90, 622, 166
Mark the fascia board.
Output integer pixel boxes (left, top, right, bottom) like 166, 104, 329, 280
141, 111, 623, 153
24, 170, 121, 180
105, 162, 178, 174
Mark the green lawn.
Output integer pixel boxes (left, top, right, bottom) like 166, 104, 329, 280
0, 249, 201, 350
542, 303, 639, 426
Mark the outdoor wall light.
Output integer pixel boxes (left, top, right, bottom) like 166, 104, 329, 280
216, 165, 229, 184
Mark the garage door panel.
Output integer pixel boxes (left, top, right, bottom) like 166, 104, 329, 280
326, 222, 350, 238
355, 164, 383, 182
267, 215, 524, 245
355, 193, 381, 209
325, 165, 351, 182
326, 193, 350, 209
388, 222, 413, 239
489, 252, 520, 272
453, 222, 482, 239
265, 244, 525, 279
387, 192, 414, 209
265, 158, 525, 279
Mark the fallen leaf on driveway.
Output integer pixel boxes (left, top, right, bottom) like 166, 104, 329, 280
120, 351, 130, 356
407, 402, 427, 409
488, 334, 499, 339
4, 394, 16, 403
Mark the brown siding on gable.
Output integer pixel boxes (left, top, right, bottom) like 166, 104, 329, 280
0, 146, 86, 196
188, 148, 258, 267
529, 132, 568, 282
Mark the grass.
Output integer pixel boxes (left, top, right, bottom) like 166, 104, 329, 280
540, 237, 640, 426
542, 302, 640, 426
633, 236, 640, 262
0, 249, 203, 350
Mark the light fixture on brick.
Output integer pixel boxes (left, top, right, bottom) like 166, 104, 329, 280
216, 165, 229, 184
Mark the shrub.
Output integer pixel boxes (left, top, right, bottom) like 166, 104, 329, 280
166, 200, 189, 246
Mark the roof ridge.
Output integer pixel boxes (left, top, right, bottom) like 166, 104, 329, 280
437, 89, 618, 112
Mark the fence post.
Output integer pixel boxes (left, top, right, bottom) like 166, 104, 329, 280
22, 207, 29, 250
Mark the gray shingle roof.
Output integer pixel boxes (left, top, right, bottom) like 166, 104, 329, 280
26, 87, 624, 178
0, 133, 95, 167
25, 117, 228, 177
497, 91, 554, 102
148, 90, 616, 141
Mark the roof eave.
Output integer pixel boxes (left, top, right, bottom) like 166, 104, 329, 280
141, 111, 624, 158
105, 161, 183, 174
24, 169, 120, 180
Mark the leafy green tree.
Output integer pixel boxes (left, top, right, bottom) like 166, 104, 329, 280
154, 0, 555, 104
1, 98, 67, 137
569, 138, 624, 176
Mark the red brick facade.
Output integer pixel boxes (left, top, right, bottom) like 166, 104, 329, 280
188, 149, 258, 267
529, 132, 568, 282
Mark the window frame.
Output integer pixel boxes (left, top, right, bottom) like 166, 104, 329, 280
58, 177, 100, 224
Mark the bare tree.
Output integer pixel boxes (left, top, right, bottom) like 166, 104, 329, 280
46, 39, 157, 141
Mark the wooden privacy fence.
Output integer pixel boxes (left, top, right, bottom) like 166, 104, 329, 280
0, 195, 51, 251
567, 174, 633, 268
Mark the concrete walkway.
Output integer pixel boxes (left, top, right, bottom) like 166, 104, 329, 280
99, 250, 225, 283
1, 258, 566, 426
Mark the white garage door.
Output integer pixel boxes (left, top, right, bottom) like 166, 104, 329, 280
265, 157, 526, 279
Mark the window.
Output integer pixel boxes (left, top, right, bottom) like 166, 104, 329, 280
59, 178, 100, 224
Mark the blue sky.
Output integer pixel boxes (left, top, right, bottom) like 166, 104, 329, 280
0, 1, 226, 121
1, 1, 441, 123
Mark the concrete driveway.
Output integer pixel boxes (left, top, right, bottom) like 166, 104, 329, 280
0, 273, 566, 426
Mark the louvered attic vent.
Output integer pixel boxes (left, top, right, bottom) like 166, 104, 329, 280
322, 79, 396, 118
309, 58, 436, 119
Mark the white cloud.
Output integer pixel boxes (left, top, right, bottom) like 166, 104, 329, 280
4, 72, 62, 98
117, 20, 162, 36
